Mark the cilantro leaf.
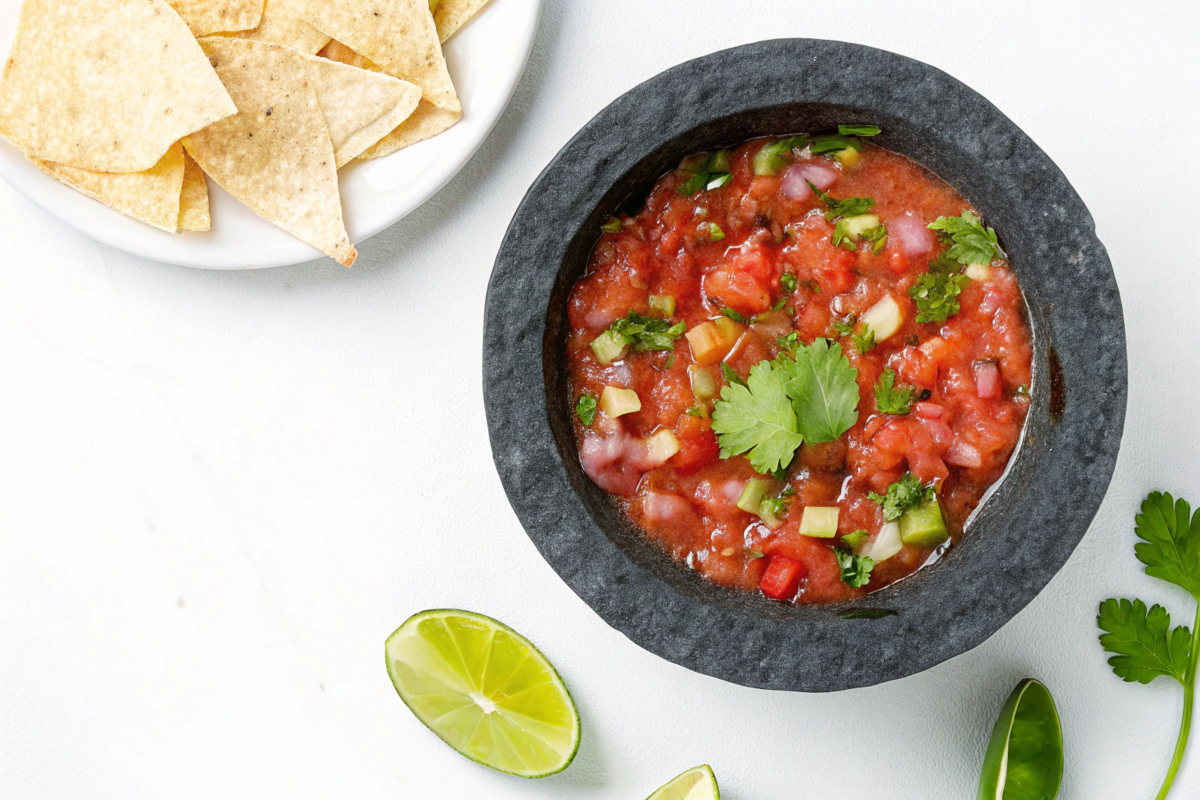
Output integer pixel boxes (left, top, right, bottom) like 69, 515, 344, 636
928, 210, 1004, 266
1098, 598, 1192, 685
780, 338, 860, 443
720, 361, 746, 388
781, 273, 798, 293
868, 473, 933, 522
608, 311, 686, 352
721, 307, 749, 324
833, 548, 875, 588
874, 369, 915, 415
807, 181, 875, 221
1134, 491, 1200, 600
711, 359, 804, 474
909, 266, 970, 324
838, 124, 881, 137
810, 134, 862, 155
576, 395, 597, 426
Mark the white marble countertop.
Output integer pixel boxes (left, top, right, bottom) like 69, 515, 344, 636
3, 1, 1199, 797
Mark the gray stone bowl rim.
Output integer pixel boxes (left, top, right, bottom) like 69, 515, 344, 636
483, 38, 1127, 691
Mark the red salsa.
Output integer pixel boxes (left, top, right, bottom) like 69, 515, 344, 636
567, 130, 1032, 604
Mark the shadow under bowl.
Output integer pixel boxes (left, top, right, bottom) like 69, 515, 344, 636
483, 39, 1126, 692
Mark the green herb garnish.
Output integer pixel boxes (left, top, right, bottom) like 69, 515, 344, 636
748, 550, 765, 560
833, 547, 875, 588
752, 135, 810, 176
600, 216, 621, 234
576, 395, 596, 425
810, 134, 862, 156
808, 181, 875, 221
720, 307, 748, 324
909, 261, 971, 324
720, 361, 747, 389
711, 338, 859, 474
781, 273, 798, 293
874, 369, 915, 415
760, 497, 789, 519
928, 210, 1003, 266
868, 473, 934, 522
1099, 491, 1200, 800
606, 311, 686, 353
677, 151, 732, 196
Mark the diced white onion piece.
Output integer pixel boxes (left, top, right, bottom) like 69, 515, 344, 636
599, 386, 641, 418
965, 263, 992, 281
859, 295, 902, 342
641, 428, 681, 466
866, 522, 903, 562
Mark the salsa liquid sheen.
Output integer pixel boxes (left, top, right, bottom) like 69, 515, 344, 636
567, 137, 1032, 604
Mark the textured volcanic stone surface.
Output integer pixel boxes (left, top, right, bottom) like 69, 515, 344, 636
483, 39, 1127, 692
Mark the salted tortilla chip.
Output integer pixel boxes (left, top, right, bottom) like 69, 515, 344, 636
317, 39, 381, 72
299, 55, 420, 168
433, 0, 490, 42
227, 0, 329, 54
0, 0, 237, 173
297, 0, 460, 113
179, 152, 211, 233
357, 100, 460, 160
184, 38, 355, 266
29, 142, 186, 233
165, 0, 263, 36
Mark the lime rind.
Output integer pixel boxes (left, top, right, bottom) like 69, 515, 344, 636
647, 765, 720, 800
385, 609, 581, 779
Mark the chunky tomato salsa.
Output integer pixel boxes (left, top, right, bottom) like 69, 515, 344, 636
566, 127, 1032, 604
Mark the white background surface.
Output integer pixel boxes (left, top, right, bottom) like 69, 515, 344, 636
2, 1, 1199, 798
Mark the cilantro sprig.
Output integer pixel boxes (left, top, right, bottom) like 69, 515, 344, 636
606, 311, 686, 353
1099, 491, 1200, 800
833, 547, 875, 588
874, 369, 915, 415
711, 338, 859, 474
869, 473, 934, 522
576, 395, 596, 426
909, 258, 971, 324
928, 210, 1004, 266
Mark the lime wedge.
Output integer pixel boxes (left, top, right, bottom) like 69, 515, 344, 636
385, 609, 580, 779
977, 679, 1063, 800
647, 765, 720, 800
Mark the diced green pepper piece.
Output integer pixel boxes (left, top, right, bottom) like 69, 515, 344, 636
600, 216, 621, 234
899, 498, 949, 547
752, 136, 809, 177
708, 223, 725, 242
759, 497, 788, 530
737, 479, 772, 515
799, 506, 839, 538
590, 329, 629, 365
841, 529, 869, 549
648, 294, 676, 318
706, 149, 732, 173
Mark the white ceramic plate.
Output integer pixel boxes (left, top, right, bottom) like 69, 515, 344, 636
0, 0, 541, 269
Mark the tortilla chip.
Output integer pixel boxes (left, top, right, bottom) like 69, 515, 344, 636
297, 0, 460, 113
0, 0, 237, 173
184, 38, 355, 267
227, 0, 330, 54
317, 39, 381, 72
165, 0, 264, 36
179, 152, 211, 232
298, 55, 420, 168
357, 100, 461, 160
433, 0, 491, 42
29, 142, 186, 233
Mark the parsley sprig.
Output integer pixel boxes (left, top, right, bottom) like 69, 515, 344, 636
1098, 491, 1200, 800
928, 210, 1004, 266
869, 473, 934, 522
606, 311, 686, 353
711, 338, 859, 474
874, 369, 915, 415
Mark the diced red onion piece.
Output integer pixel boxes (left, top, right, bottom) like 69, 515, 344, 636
975, 361, 1002, 399
917, 417, 954, 448
642, 491, 695, 525
779, 161, 840, 200
944, 439, 983, 468
888, 213, 936, 256
979, 288, 1005, 315
914, 402, 944, 420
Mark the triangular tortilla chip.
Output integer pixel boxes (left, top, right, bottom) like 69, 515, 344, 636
299, 54, 420, 168
0, 0, 237, 173
297, 0, 460, 113
227, 0, 330, 54
357, 100, 460, 160
433, 0, 491, 42
179, 152, 211, 233
184, 38, 355, 267
317, 39, 381, 73
165, 0, 264, 36
28, 142, 186, 233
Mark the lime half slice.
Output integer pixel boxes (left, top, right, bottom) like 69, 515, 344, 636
385, 609, 580, 779
647, 765, 720, 800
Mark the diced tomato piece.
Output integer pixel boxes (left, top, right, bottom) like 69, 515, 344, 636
703, 268, 771, 316
887, 251, 910, 275
672, 414, 720, 475
815, 260, 856, 295
759, 555, 806, 600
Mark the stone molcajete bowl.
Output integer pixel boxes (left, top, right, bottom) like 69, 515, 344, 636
483, 39, 1126, 692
